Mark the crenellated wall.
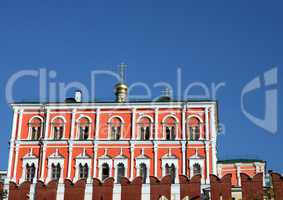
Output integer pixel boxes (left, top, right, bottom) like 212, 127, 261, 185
2, 173, 283, 200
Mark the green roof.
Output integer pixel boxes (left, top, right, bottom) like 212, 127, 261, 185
218, 159, 265, 164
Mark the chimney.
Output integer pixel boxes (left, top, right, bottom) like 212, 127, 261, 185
75, 90, 82, 103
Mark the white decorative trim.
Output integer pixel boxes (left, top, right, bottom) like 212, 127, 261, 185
161, 150, 179, 183
46, 149, 65, 184
74, 149, 92, 183
189, 153, 205, 184
136, 115, 153, 140
98, 150, 113, 181
50, 116, 66, 140
162, 115, 179, 140
107, 115, 124, 140
19, 149, 39, 184
135, 151, 150, 184
114, 156, 128, 183
75, 116, 92, 140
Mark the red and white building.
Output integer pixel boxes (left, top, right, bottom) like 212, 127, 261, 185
4, 71, 266, 199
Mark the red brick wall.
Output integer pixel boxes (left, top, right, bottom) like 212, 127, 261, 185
271, 173, 283, 200
92, 178, 114, 200
64, 179, 86, 200
150, 176, 171, 200
8, 182, 31, 200
121, 177, 142, 200
0, 182, 3, 196
241, 173, 263, 200
179, 175, 201, 200
35, 180, 58, 200
210, 174, 232, 200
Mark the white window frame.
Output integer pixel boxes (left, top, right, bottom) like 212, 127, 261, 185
189, 157, 205, 183
114, 158, 128, 183
187, 115, 204, 140
28, 116, 44, 140
19, 151, 39, 184
76, 115, 92, 140
50, 116, 66, 140
161, 155, 179, 183
136, 115, 154, 140
46, 150, 64, 183
107, 115, 125, 140
74, 152, 92, 183
98, 158, 113, 181
135, 157, 150, 184
162, 115, 179, 140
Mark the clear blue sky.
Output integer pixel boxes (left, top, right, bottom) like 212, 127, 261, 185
0, 0, 282, 172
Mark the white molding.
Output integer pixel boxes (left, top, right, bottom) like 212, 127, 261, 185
189, 157, 205, 184
114, 157, 128, 183
50, 116, 67, 140
135, 156, 150, 184
74, 152, 92, 183
19, 151, 39, 184
46, 150, 65, 184
75, 116, 92, 140
11, 101, 217, 110
98, 159, 113, 181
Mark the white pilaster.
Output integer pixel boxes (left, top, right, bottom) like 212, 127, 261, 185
141, 184, 150, 200
40, 144, 47, 181
7, 109, 19, 179
95, 108, 100, 140
205, 107, 209, 140
154, 108, 159, 139
181, 141, 186, 175
84, 182, 93, 199
182, 106, 186, 140
131, 108, 136, 140
43, 109, 50, 140
171, 184, 180, 200
29, 183, 36, 200
236, 164, 241, 186
130, 143, 135, 180
67, 142, 73, 179
154, 142, 158, 177
16, 109, 24, 140
113, 184, 121, 200
205, 142, 210, 184
12, 143, 19, 182
56, 183, 65, 200
93, 144, 98, 178
210, 106, 217, 174
70, 109, 77, 140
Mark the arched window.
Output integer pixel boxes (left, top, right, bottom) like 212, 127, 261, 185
102, 163, 110, 181
26, 163, 35, 182
28, 117, 43, 140
109, 117, 122, 140
139, 163, 147, 184
117, 163, 125, 183
188, 117, 201, 141
79, 163, 89, 179
193, 163, 201, 176
138, 117, 151, 140
77, 117, 90, 140
163, 117, 177, 140
51, 163, 61, 180
51, 117, 65, 140
165, 164, 176, 183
